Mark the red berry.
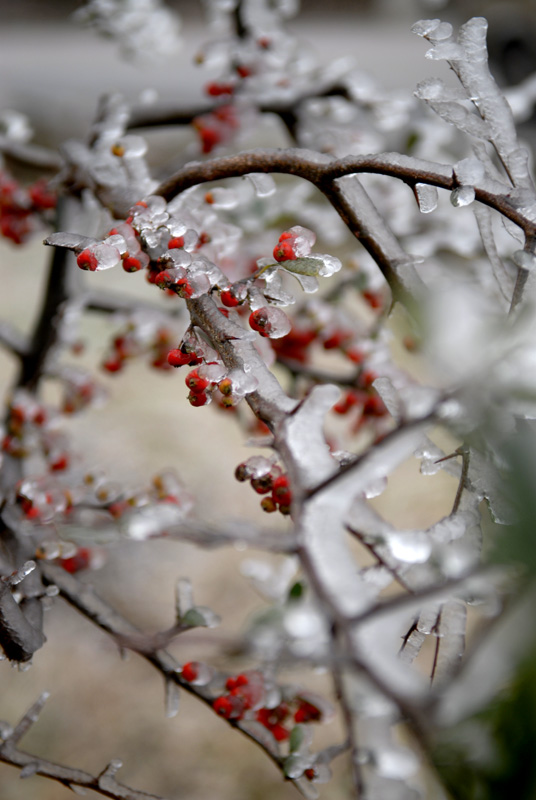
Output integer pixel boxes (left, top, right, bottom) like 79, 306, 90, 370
185, 369, 209, 394
155, 270, 173, 288
251, 474, 273, 494
176, 278, 194, 298
294, 700, 322, 723
205, 82, 234, 97
59, 547, 92, 574
360, 369, 378, 389
220, 287, 241, 307
213, 696, 233, 718
218, 378, 233, 396
122, 255, 142, 273
225, 677, 238, 691
76, 248, 98, 271
273, 241, 296, 262
362, 290, 383, 309
50, 454, 69, 471
168, 236, 184, 249
181, 662, 199, 682
102, 357, 123, 373
261, 497, 277, 513
272, 475, 291, 507
304, 768, 316, 781
249, 308, 270, 335
345, 347, 365, 364
363, 394, 388, 417
167, 348, 191, 367
32, 409, 47, 426
29, 179, 56, 210
188, 391, 209, 407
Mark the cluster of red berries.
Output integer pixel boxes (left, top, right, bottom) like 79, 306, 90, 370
0, 169, 56, 245
102, 327, 177, 374
235, 461, 292, 515
333, 369, 389, 433
154, 267, 194, 299
2, 400, 71, 474
180, 664, 325, 739
192, 105, 240, 154
273, 230, 299, 262
271, 324, 317, 364
57, 546, 93, 574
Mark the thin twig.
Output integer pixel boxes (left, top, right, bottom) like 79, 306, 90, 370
451, 446, 470, 514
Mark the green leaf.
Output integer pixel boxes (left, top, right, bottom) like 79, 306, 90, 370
181, 608, 209, 628
289, 724, 305, 753
278, 257, 321, 276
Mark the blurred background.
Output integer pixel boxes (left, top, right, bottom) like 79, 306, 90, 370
0, 1, 535, 798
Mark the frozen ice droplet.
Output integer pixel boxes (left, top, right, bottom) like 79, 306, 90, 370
414, 183, 438, 214
451, 186, 476, 207
246, 173, 276, 197
253, 306, 291, 339
93, 243, 122, 270
316, 253, 342, 277
288, 225, 316, 256
227, 368, 258, 396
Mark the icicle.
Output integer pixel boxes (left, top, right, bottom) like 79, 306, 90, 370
164, 678, 181, 718
414, 183, 438, 214
246, 173, 277, 197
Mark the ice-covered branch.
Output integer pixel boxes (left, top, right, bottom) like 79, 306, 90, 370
0, 693, 167, 800
38, 563, 295, 787
0, 137, 61, 171
0, 322, 27, 359
155, 149, 536, 238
